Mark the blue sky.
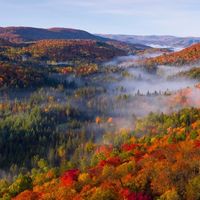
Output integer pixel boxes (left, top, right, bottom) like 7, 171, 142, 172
0, 0, 200, 36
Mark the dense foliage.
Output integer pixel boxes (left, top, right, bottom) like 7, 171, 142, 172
0, 31, 200, 200
22, 40, 126, 63
0, 62, 46, 88
146, 43, 200, 66
174, 67, 200, 80
0, 108, 199, 199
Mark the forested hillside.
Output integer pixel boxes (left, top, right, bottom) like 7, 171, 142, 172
0, 28, 200, 200
146, 43, 200, 66
0, 27, 103, 43
1, 108, 199, 200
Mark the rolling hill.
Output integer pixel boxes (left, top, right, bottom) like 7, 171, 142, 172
98, 34, 200, 49
11, 107, 200, 200
21, 39, 127, 62
146, 42, 200, 66
0, 27, 106, 43
0, 27, 152, 56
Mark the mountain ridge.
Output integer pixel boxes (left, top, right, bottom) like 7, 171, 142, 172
0, 26, 106, 43
0, 27, 152, 55
98, 34, 200, 48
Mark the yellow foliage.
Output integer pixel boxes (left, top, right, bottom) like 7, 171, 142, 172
159, 189, 180, 200
78, 173, 90, 183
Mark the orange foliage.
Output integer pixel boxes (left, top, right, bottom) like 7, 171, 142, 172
147, 43, 200, 66
13, 108, 200, 200
13, 190, 40, 200
95, 145, 113, 157
107, 117, 113, 124
24, 39, 125, 62
95, 116, 101, 124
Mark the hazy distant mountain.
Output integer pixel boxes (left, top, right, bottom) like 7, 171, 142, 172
0, 27, 106, 43
98, 34, 200, 48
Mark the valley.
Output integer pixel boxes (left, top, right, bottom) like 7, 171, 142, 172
0, 27, 199, 200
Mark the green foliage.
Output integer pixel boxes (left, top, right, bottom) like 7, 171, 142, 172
190, 130, 198, 140
8, 174, 32, 197
176, 67, 200, 80
90, 187, 118, 200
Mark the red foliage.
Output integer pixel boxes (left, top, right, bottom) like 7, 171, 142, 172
134, 150, 145, 162
120, 188, 131, 198
122, 143, 138, 152
88, 166, 103, 177
120, 189, 151, 200
98, 160, 107, 167
99, 156, 121, 167
150, 149, 166, 160
106, 157, 121, 166
60, 169, 80, 187
127, 192, 152, 200
194, 140, 200, 148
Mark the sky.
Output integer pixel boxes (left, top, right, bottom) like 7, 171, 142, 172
0, 0, 200, 36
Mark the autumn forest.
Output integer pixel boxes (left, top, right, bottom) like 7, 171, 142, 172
0, 26, 200, 200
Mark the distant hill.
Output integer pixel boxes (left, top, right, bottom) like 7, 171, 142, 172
0, 27, 152, 55
0, 27, 106, 43
98, 34, 200, 48
8, 39, 127, 63
107, 40, 151, 54
0, 38, 14, 46
147, 42, 200, 66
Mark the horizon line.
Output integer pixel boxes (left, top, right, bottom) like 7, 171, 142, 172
1, 25, 200, 38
